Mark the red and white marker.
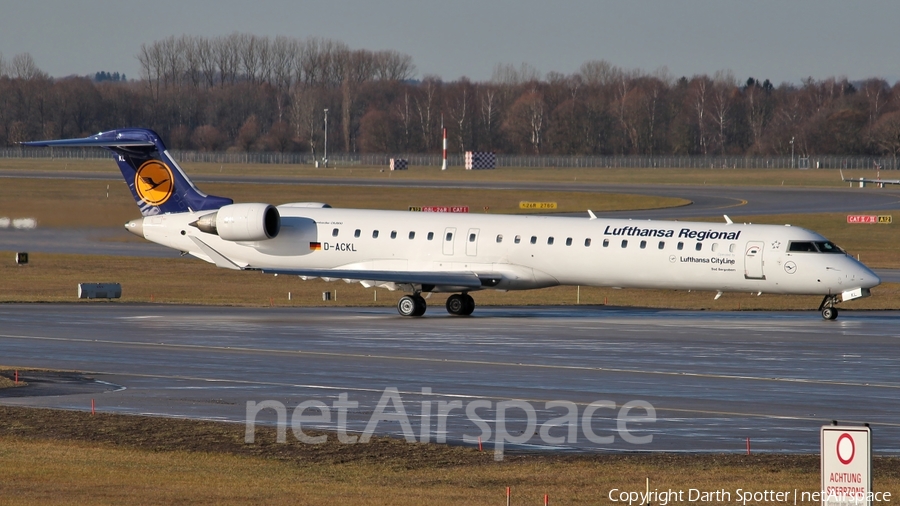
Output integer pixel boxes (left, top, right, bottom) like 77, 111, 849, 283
441, 127, 448, 171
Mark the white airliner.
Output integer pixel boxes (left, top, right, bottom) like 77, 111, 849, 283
25, 129, 880, 319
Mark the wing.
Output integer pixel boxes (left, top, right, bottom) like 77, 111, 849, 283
256, 267, 501, 288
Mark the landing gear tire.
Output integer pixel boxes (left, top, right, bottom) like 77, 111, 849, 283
398, 294, 427, 317
446, 293, 475, 316
818, 295, 840, 321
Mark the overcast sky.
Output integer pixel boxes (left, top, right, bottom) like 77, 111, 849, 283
1, 0, 898, 85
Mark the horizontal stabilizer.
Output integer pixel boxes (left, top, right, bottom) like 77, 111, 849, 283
21, 137, 154, 148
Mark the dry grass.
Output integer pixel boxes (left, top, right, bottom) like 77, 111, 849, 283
0, 176, 687, 228
2, 158, 888, 187
0, 406, 897, 505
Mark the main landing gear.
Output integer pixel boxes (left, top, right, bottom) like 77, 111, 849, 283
445, 293, 475, 316
396, 292, 476, 317
397, 293, 427, 317
818, 295, 839, 321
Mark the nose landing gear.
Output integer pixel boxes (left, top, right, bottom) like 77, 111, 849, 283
818, 295, 839, 320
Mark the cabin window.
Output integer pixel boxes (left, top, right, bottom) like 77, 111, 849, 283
711, 243, 718, 252
566, 237, 572, 246
621, 240, 628, 248
427, 232, 434, 240
496, 234, 503, 243
530, 236, 537, 244
602, 239, 609, 247
695, 242, 702, 251
469, 233, 476, 242
658, 241, 665, 250
390, 231, 397, 239
446, 232, 453, 241
332, 228, 339, 237
354, 229, 361, 238
584, 238, 592, 247
515, 235, 521, 244
639, 240, 647, 249
409, 231, 416, 240
372, 230, 379, 238
677, 242, 684, 250
729, 244, 735, 253
547, 237, 554, 245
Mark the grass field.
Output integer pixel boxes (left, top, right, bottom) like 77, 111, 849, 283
0, 176, 688, 228
1, 157, 896, 187
0, 405, 897, 505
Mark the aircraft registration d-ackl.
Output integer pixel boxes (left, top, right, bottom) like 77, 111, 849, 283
25, 128, 880, 319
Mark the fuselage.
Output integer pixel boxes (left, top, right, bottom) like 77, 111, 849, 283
139, 206, 880, 296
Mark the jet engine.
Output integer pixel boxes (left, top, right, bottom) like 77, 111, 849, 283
193, 203, 280, 241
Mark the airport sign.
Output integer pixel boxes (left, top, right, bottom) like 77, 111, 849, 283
820, 425, 871, 505
846, 215, 891, 224
520, 201, 558, 209
408, 206, 469, 213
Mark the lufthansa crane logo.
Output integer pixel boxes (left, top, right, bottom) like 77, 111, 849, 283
135, 160, 174, 205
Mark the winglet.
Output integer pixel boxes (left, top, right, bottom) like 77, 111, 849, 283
587, 210, 597, 220
723, 215, 733, 224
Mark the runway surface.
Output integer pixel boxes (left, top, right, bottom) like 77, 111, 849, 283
2, 304, 898, 455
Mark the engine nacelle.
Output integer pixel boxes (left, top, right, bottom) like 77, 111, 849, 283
194, 203, 280, 241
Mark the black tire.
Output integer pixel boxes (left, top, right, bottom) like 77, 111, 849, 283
398, 295, 418, 317
446, 294, 466, 315
461, 293, 475, 316
412, 294, 427, 316
822, 307, 838, 320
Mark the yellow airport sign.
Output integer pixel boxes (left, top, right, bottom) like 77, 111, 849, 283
520, 201, 557, 210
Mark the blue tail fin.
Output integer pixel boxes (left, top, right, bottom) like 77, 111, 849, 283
23, 128, 232, 216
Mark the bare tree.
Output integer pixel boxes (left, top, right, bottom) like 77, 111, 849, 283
11, 53, 46, 80
373, 50, 416, 81
690, 75, 712, 154
414, 76, 440, 151
181, 35, 202, 88
214, 33, 240, 86
197, 37, 217, 87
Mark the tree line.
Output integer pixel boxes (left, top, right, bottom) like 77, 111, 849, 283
2, 35, 900, 161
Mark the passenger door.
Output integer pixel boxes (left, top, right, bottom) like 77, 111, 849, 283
744, 241, 766, 280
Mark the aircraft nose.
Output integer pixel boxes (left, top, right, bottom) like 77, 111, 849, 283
858, 264, 881, 288
125, 218, 144, 238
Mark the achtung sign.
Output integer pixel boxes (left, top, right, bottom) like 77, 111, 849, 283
847, 215, 892, 224
820, 425, 871, 506
520, 201, 558, 210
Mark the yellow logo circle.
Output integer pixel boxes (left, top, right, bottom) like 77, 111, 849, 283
135, 160, 174, 206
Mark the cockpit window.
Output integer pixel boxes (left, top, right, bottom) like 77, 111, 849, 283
789, 241, 845, 253
788, 241, 816, 252
815, 241, 844, 253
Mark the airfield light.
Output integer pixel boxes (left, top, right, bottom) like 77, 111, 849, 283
324, 108, 329, 168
